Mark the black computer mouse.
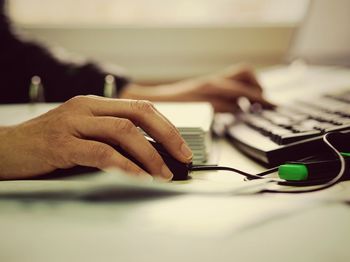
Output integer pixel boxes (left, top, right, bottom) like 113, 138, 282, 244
114, 139, 192, 181
42, 139, 191, 181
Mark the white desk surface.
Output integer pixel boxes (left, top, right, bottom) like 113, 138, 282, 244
1, 65, 350, 262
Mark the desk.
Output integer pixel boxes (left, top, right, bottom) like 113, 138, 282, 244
1, 65, 350, 262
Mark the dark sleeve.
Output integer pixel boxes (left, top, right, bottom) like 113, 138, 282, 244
0, 0, 130, 103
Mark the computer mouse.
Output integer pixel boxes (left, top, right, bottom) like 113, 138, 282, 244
114, 139, 192, 181
44, 139, 191, 181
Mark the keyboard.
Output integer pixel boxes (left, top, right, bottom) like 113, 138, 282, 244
226, 89, 350, 166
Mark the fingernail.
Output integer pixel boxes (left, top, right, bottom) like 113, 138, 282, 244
138, 173, 154, 182
181, 143, 193, 160
161, 164, 173, 180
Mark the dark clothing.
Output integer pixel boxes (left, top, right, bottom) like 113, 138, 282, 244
0, 0, 129, 103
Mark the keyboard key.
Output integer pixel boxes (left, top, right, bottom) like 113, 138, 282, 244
313, 122, 339, 132
241, 91, 350, 146
271, 128, 295, 144
261, 110, 295, 127
227, 89, 350, 166
328, 90, 350, 103
278, 130, 321, 145
304, 97, 349, 116
276, 107, 308, 122
293, 119, 320, 131
332, 117, 350, 125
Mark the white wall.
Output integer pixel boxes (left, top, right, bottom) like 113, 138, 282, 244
19, 25, 295, 82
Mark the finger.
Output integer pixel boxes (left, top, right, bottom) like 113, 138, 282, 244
79, 97, 193, 163
209, 98, 240, 113
75, 116, 174, 181
222, 65, 263, 91
66, 137, 151, 178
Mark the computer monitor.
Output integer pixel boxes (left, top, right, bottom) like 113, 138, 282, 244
288, 0, 350, 66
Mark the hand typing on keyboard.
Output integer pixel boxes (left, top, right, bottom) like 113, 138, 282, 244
120, 64, 274, 113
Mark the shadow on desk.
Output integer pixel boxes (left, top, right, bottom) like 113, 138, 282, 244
0, 166, 184, 202
33, 166, 101, 180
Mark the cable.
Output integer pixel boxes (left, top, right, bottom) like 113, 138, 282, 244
191, 165, 279, 180
190, 132, 347, 194
262, 132, 347, 194
192, 165, 263, 180
256, 167, 279, 177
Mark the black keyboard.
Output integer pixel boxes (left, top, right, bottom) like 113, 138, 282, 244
226, 89, 350, 166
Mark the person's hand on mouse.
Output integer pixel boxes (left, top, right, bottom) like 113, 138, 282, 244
120, 64, 274, 112
0, 96, 192, 181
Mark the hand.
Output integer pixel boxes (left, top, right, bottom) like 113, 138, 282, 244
0, 96, 193, 181
121, 64, 273, 112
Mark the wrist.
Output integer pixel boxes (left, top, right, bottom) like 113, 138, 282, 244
119, 83, 146, 100
120, 80, 198, 102
0, 122, 55, 179
119, 83, 172, 101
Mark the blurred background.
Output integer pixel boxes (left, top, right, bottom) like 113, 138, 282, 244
8, 0, 310, 83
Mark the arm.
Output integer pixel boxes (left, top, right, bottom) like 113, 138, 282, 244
0, 0, 129, 103
1, 1, 271, 110
120, 64, 274, 113
0, 96, 192, 181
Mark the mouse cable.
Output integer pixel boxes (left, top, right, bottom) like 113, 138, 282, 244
261, 132, 347, 194
190, 165, 278, 180
190, 132, 347, 194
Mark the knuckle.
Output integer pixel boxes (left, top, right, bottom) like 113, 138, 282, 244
92, 145, 114, 164
241, 63, 253, 70
165, 127, 180, 141
148, 149, 162, 164
65, 95, 87, 106
113, 118, 135, 133
237, 63, 254, 73
62, 96, 93, 113
85, 94, 99, 99
120, 159, 136, 173
131, 100, 155, 114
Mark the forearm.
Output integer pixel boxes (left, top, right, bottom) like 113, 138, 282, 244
120, 81, 195, 102
120, 65, 273, 113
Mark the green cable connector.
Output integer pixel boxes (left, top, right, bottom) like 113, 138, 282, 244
278, 152, 350, 181
278, 164, 308, 181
